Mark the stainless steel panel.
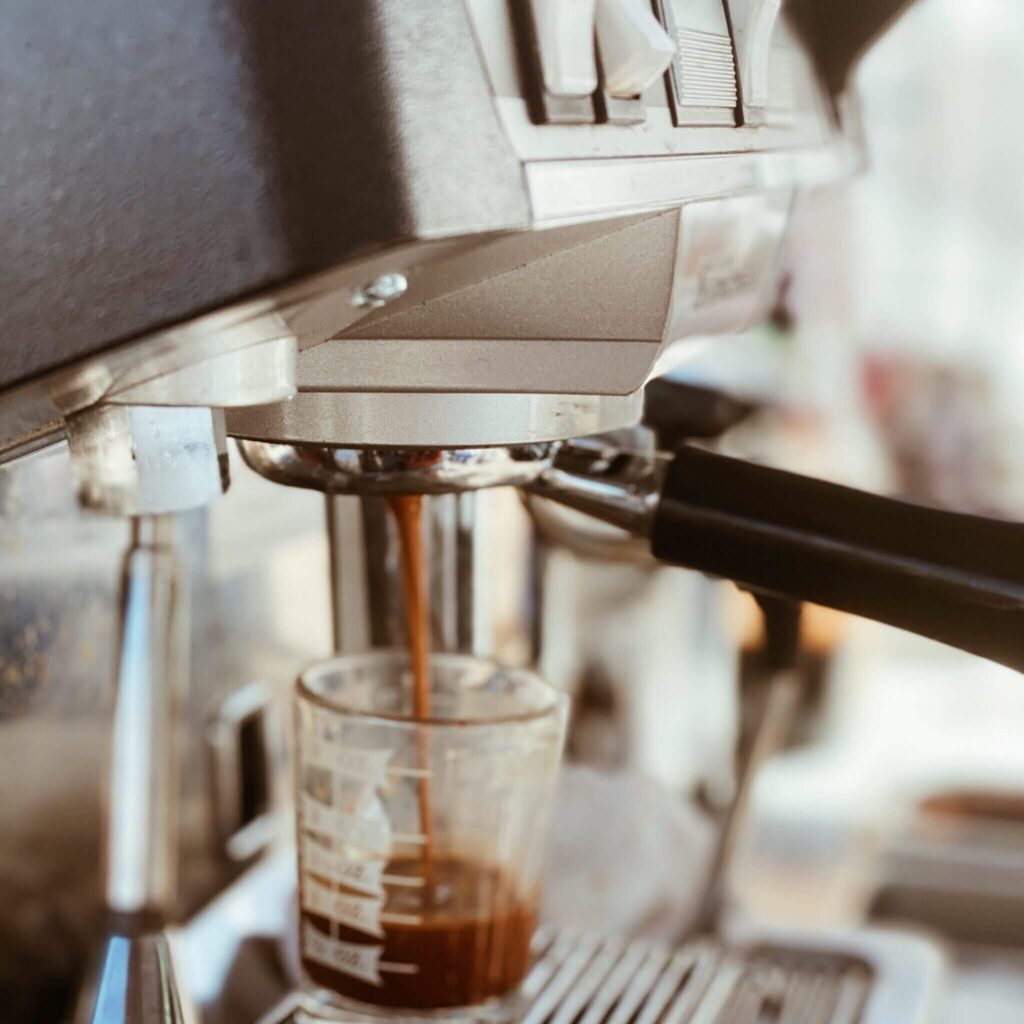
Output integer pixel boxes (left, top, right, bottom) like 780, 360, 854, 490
226, 391, 644, 449
0, 444, 331, 1015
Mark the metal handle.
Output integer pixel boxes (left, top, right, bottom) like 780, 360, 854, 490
106, 515, 184, 916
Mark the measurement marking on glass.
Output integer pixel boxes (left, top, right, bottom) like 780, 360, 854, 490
380, 912, 424, 926
301, 835, 385, 896
303, 877, 384, 938
301, 736, 393, 785
303, 925, 420, 986
382, 873, 426, 888
303, 925, 384, 986
300, 793, 391, 854
379, 961, 419, 975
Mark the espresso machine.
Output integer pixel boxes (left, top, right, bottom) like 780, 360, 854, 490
4, 1, 1010, 1021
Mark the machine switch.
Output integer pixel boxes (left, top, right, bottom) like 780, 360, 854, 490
528, 0, 599, 96
595, 0, 676, 98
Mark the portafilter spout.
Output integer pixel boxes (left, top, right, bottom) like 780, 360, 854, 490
238, 441, 560, 657
525, 441, 1024, 673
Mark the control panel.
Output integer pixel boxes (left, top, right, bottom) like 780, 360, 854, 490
513, 0, 677, 124
471, 0, 822, 144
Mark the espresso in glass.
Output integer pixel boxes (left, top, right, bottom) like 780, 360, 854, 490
294, 495, 567, 1021
301, 854, 537, 1009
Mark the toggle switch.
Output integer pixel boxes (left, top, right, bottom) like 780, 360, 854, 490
727, 0, 782, 113
529, 0, 599, 97
595, 0, 677, 98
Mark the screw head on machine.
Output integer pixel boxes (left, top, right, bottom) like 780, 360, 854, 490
352, 273, 408, 308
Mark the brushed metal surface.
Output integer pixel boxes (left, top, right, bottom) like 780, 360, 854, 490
105, 338, 297, 409
0, 0, 857, 468
223, 213, 678, 446
0, 240, 459, 462
345, 214, 678, 349
226, 391, 644, 448
294, 338, 661, 396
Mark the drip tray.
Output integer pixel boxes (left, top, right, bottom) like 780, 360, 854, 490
523, 931, 870, 1024
259, 929, 878, 1024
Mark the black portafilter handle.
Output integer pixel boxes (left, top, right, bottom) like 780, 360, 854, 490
651, 446, 1024, 672
642, 378, 757, 449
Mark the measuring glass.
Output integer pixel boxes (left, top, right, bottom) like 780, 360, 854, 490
294, 650, 568, 1021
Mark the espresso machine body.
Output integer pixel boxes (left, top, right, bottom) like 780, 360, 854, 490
1, 0, 862, 456
0, 2, 926, 1021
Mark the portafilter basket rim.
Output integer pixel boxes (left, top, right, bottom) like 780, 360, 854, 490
237, 438, 560, 495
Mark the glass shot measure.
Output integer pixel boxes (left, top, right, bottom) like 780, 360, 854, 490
294, 650, 568, 1021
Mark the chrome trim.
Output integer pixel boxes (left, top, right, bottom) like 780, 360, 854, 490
205, 681, 278, 864
524, 441, 669, 538
76, 930, 198, 1024
106, 516, 184, 915
239, 442, 558, 495
526, 143, 861, 226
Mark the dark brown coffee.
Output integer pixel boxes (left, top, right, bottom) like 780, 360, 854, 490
389, 494, 435, 867
301, 855, 537, 1009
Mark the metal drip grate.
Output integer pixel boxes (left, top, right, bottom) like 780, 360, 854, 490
521, 930, 871, 1024
264, 930, 872, 1024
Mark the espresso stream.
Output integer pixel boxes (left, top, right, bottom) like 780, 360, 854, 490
390, 494, 436, 869
300, 494, 536, 1009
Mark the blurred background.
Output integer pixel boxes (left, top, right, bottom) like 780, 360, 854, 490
540, 1, 1024, 1019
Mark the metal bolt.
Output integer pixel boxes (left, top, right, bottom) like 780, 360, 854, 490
352, 273, 408, 309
